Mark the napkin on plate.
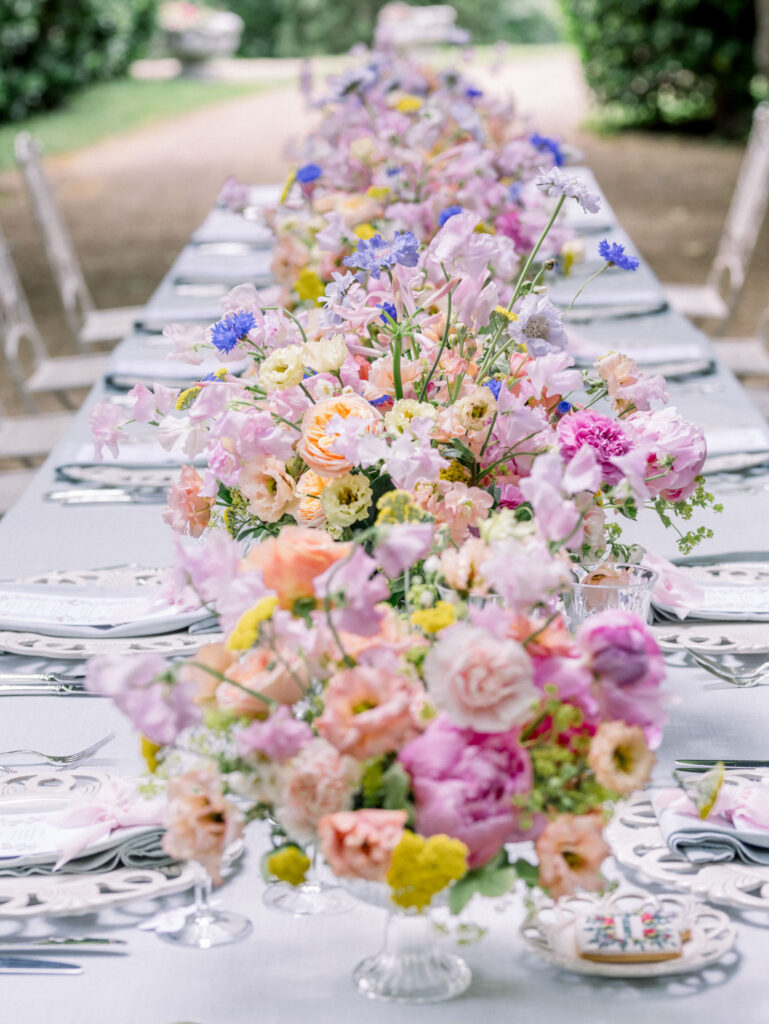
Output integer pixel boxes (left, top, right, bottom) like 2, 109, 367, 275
652, 782, 769, 865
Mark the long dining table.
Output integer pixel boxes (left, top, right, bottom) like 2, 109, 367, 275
2, 177, 769, 1024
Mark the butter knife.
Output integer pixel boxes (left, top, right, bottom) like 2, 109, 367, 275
674, 759, 769, 772
0, 938, 126, 955
0, 956, 82, 974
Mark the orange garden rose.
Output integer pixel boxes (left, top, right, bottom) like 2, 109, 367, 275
298, 394, 382, 477
242, 526, 350, 609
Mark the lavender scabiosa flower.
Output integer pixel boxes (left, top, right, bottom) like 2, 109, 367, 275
598, 238, 640, 271
343, 231, 420, 279
535, 166, 601, 214
508, 294, 569, 357
210, 310, 256, 354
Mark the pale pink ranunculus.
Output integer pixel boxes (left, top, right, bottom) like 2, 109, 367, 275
423, 624, 538, 732
239, 456, 297, 523
162, 767, 245, 885
242, 527, 350, 609
277, 738, 361, 843
162, 466, 214, 538
625, 407, 706, 501
316, 665, 424, 760
216, 648, 307, 718
318, 809, 407, 881
535, 813, 610, 899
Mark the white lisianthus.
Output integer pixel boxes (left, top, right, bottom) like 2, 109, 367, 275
454, 387, 496, 432
384, 399, 437, 435
479, 509, 536, 544
302, 334, 348, 373
320, 472, 373, 527
258, 346, 306, 391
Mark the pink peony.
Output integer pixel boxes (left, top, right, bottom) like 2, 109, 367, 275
277, 738, 360, 843
398, 715, 532, 867
162, 465, 214, 538
423, 624, 538, 733
316, 665, 424, 760
625, 408, 706, 501
318, 809, 407, 882
557, 410, 633, 486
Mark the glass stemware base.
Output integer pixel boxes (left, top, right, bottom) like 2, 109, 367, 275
262, 878, 355, 916
158, 907, 253, 948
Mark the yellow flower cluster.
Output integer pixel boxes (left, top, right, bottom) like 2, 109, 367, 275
294, 268, 326, 303
227, 596, 279, 650
439, 459, 471, 483
375, 490, 425, 525
175, 386, 202, 411
493, 306, 519, 322
140, 734, 162, 773
387, 832, 468, 911
395, 95, 423, 113
365, 185, 390, 201
410, 601, 456, 634
354, 222, 378, 240
267, 846, 311, 886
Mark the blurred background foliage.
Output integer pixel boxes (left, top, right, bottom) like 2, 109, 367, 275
560, 0, 762, 138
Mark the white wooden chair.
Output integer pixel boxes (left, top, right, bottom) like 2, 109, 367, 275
0, 218, 109, 412
663, 102, 769, 334
14, 132, 143, 349
0, 396, 72, 514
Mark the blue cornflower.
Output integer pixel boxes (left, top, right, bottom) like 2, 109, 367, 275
369, 395, 390, 407
377, 301, 398, 324
598, 239, 640, 271
296, 163, 322, 184
556, 400, 572, 415
343, 231, 420, 279
530, 133, 564, 167
386, 166, 403, 177
438, 205, 463, 228
210, 310, 256, 354
466, 87, 483, 99
482, 378, 502, 399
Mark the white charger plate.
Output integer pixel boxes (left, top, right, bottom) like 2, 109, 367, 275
653, 561, 769, 622
521, 888, 735, 978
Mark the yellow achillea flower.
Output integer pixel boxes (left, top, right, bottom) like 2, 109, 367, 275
410, 601, 456, 634
280, 169, 297, 204
439, 459, 470, 483
375, 489, 425, 525
365, 185, 390, 201
267, 847, 311, 886
493, 306, 518, 322
176, 386, 201, 411
473, 222, 495, 234
396, 95, 423, 113
354, 221, 378, 240
387, 832, 468, 911
294, 268, 326, 303
140, 735, 162, 773
226, 596, 279, 650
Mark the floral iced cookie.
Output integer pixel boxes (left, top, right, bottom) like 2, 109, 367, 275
576, 908, 684, 963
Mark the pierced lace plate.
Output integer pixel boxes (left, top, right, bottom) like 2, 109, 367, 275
521, 888, 736, 978
607, 779, 769, 911
651, 621, 769, 655
56, 464, 178, 489
0, 771, 195, 918
19, 566, 166, 588
0, 630, 220, 660
653, 560, 769, 622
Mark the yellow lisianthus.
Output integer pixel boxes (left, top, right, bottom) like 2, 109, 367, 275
410, 601, 456, 634
353, 222, 378, 240
294, 268, 326, 303
267, 847, 311, 886
387, 832, 468, 911
226, 596, 279, 650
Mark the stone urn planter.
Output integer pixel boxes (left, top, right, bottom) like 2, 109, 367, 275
161, 3, 244, 76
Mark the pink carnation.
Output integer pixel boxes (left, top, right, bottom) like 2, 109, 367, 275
557, 410, 633, 486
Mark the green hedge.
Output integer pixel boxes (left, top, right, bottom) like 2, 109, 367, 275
0, 0, 159, 122
561, 0, 757, 137
229, 0, 561, 58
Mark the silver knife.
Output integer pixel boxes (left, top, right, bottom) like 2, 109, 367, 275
44, 488, 166, 505
0, 682, 95, 697
674, 758, 769, 772
0, 956, 82, 974
0, 938, 126, 955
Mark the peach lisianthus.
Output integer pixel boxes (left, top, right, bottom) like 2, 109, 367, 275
364, 353, 427, 402
318, 809, 407, 882
587, 721, 655, 795
240, 456, 298, 523
242, 526, 350, 609
298, 394, 382, 477
216, 648, 307, 718
535, 813, 610, 899
162, 465, 214, 538
439, 537, 491, 595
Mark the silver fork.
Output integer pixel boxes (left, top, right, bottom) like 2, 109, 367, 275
0, 732, 116, 768
687, 649, 769, 688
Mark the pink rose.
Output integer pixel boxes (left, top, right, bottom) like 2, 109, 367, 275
316, 665, 424, 760
625, 408, 706, 501
242, 527, 350, 609
277, 739, 360, 843
162, 465, 214, 538
318, 809, 407, 881
557, 410, 633, 486
423, 624, 538, 732
398, 715, 532, 868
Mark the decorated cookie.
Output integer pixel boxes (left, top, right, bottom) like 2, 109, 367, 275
576, 908, 683, 963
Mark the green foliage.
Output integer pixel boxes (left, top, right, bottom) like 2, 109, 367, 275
560, 0, 757, 137
0, 0, 160, 123
229, 0, 561, 58
448, 850, 516, 914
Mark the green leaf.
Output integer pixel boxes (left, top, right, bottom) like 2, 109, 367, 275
448, 438, 476, 466
382, 762, 411, 811
447, 858, 516, 914
510, 857, 540, 888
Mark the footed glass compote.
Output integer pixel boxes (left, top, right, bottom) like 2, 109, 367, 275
262, 846, 355, 916
158, 861, 252, 948
344, 880, 471, 1003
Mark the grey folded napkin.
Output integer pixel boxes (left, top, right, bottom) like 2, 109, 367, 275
0, 829, 176, 876
652, 785, 769, 865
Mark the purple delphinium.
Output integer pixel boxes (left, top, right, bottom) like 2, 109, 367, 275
438, 205, 464, 227
296, 163, 322, 184
598, 238, 640, 271
377, 301, 398, 324
343, 231, 420, 279
210, 310, 256, 354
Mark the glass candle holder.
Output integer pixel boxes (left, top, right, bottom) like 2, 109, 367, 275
561, 563, 658, 630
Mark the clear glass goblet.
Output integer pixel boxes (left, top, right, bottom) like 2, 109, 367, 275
158, 861, 252, 948
561, 562, 658, 631
262, 845, 355, 916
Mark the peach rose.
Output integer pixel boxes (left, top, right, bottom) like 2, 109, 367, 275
295, 470, 327, 528
242, 526, 350, 609
162, 465, 214, 538
277, 738, 360, 843
216, 648, 307, 718
239, 456, 297, 524
298, 394, 382, 477
178, 642, 236, 709
316, 665, 424, 760
318, 809, 407, 881
535, 813, 610, 899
